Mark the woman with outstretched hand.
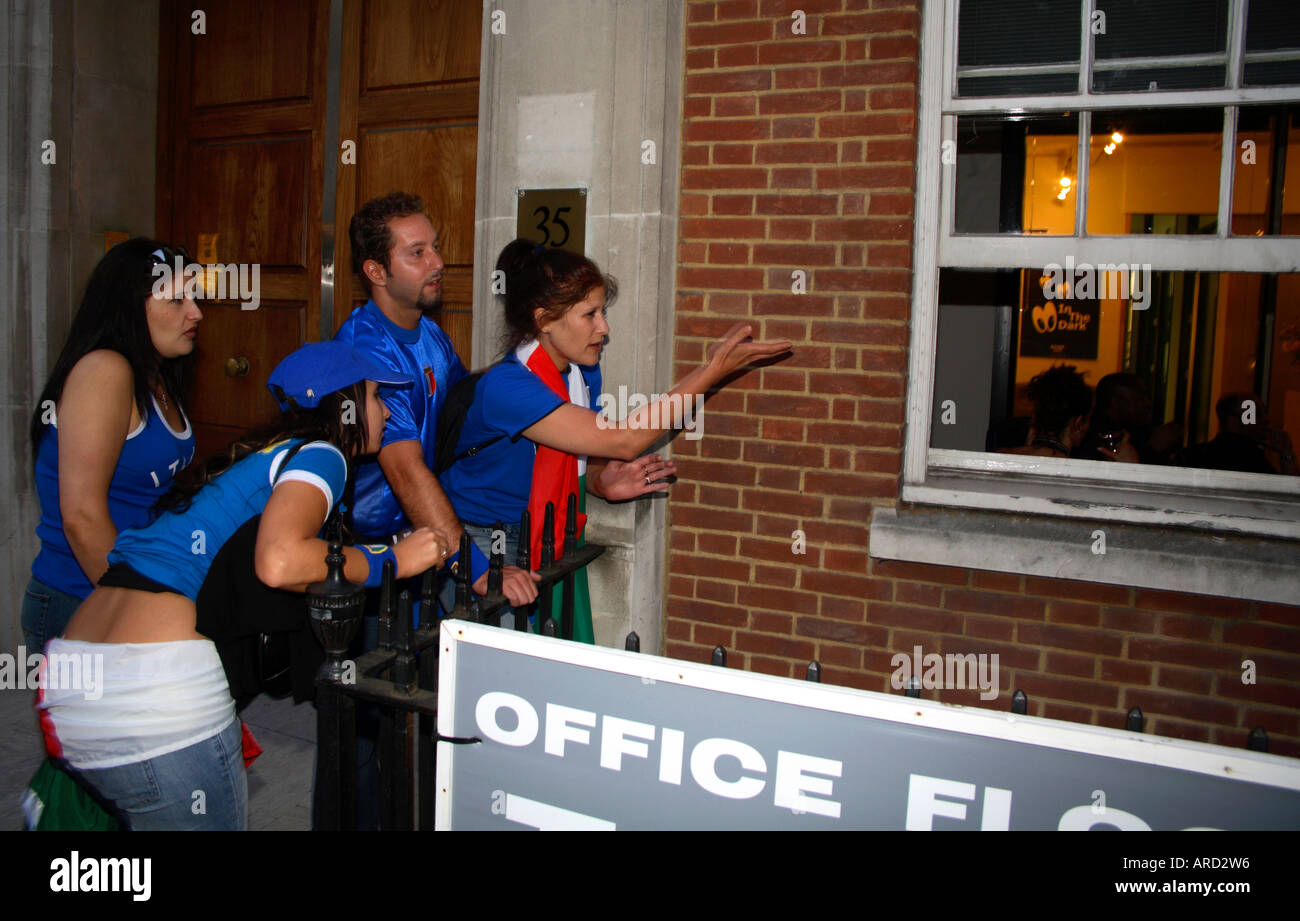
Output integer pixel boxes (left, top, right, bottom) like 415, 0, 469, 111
438, 240, 792, 639
25, 239, 202, 651
38, 342, 450, 830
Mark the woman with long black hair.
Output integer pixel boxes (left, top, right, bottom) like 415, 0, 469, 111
438, 240, 791, 639
25, 239, 201, 651
38, 342, 450, 830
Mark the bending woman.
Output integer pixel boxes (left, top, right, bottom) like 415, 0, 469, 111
39, 342, 450, 830
25, 239, 202, 651
438, 240, 791, 639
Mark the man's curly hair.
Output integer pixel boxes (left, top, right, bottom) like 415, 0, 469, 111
349, 191, 427, 294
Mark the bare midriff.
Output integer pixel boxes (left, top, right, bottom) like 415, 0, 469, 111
62, 586, 203, 644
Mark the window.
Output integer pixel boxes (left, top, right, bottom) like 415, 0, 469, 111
905, 0, 1300, 543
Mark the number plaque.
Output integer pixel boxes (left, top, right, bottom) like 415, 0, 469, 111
516, 188, 586, 256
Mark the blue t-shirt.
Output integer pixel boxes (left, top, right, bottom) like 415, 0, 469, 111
32, 396, 196, 599
108, 439, 347, 601
440, 354, 602, 527
333, 300, 467, 539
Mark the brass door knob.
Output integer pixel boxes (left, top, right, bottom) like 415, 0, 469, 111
225, 356, 251, 377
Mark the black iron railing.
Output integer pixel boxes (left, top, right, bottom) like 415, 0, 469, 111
310, 493, 604, 830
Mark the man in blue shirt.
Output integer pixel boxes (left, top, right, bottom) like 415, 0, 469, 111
334, 192, 537, 607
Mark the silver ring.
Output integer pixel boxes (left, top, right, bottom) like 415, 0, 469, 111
645, 475, 651, 485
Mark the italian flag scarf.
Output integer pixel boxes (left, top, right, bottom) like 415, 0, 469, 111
517, 339, 594, 644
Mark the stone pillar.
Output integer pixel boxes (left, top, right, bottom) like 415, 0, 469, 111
473, 0, 684, 652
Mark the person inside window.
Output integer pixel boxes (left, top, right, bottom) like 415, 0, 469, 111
1180, 393, 1298, 476
1077, 372, 1182, 465
1003, 364, 1137, 461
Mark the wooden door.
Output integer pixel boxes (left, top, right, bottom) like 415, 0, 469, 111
157, 0, 329, 460
332, 0, 480, 360
156, 0, 479, 459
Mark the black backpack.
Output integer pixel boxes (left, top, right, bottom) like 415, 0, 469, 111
434, 370, 503, 476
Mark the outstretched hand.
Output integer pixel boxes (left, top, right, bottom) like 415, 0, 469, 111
705, 323, 793, 379
596, 453, 677, 501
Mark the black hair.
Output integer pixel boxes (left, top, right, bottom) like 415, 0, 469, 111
349, 191, 428, 295
495, 239, 618, 353
30, 237, 195, 464
1027, 364, 1093, 437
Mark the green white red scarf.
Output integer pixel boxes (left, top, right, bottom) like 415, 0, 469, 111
517, 339, 588, 567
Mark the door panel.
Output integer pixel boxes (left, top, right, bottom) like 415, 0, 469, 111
190, 0, 319, 108
361, 0, 481, 90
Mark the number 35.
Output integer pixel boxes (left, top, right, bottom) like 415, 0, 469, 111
532, 205, 572, 248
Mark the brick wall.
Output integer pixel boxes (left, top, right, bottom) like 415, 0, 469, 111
667, 0, 1300, 759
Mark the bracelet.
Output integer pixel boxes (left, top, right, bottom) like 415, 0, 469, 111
446, 541, 491, 584
359, 544, 397, 588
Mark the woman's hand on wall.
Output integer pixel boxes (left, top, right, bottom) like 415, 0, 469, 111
591, 453, 676, 502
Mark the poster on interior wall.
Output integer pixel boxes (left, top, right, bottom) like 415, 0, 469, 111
1019, 268, 1100, 360
436, 621, 1300, 830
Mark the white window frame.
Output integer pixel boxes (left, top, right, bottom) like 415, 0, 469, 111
905, 0, 1300, 541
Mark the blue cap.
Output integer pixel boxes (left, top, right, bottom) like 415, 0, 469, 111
267, 341, 413, 410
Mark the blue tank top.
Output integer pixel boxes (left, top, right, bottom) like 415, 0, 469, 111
32, 395, 196, 599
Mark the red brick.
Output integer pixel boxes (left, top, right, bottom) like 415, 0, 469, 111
774, 67, 821, 90
970, 570, 1021, 593
1136, 589, 1251, 618
868, 603, 964, 634
1019, 622, 1122, 657
1215, 677, 1300, 709
715, 96, 757, 117
1040, 702, 1096, 726
871, 559, 967, 585
695, 577, 737, 604
768, 218, 813, 240
964, 614, 1015, 641
665, 641, 708, 663
1223, 622, 1300, 654
1127, 637, 1240, 670
946, 589, 1046, 621
816, 269, 911, 293
751, 610, 793, 633
713, 145, 755, 166
750, 655, 793, 678
671, 552, 750, 582
1048, 601, 1101, 627
758, 91, 844, 115
715, 0, 758, 19
680, 216, 766, 239
795, 616, 888, 646
707, 242, 751, 264
801, 570, 885, 600
1044, 651, 1096, 678
736, 631, 816, 661
751, 242, 837, 265
682, 119, 769, 143
820, 62, 917, 89
754, 141, 839, 164
1242, 707, 1300, 736
670, 598, 748, 627
822, 10, 918, 36
820, 595, 868, 621
671, 505, 755, 534
681, 168, 770, 191
1126, 690, 1239, 725
1101, 607, 1157, 633
760, 0, 841, 14
868, 86, 915, 110
818, 642, 863, 668
688, 3, 716, 23
1257, 602, 1300, 625
1017, 674, 1119, 708
687, 20, 774, 46
1156, 665, 1213, 695
869, 35, 917, 60
1157, 613, 1215, 641
693, 623, 735, 649
753, 194, 838, 215
867, 192, 914, 216
687, 70, 773, 97
1099, 658, 1153, 685
755, 564, 798, 587
716, 44, 759, 67
1025, 577, 1132, 606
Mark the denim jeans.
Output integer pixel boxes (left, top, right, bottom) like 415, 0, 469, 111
439, 522, 531, 629
75, 718, 247, 831
21, 576, 84, 653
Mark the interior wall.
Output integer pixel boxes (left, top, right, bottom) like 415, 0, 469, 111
0, 0, 157, 647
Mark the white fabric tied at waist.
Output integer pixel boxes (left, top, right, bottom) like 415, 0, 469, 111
39, 638, 236, 770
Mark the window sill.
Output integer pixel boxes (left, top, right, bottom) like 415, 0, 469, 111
869, 501, 1300, 606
